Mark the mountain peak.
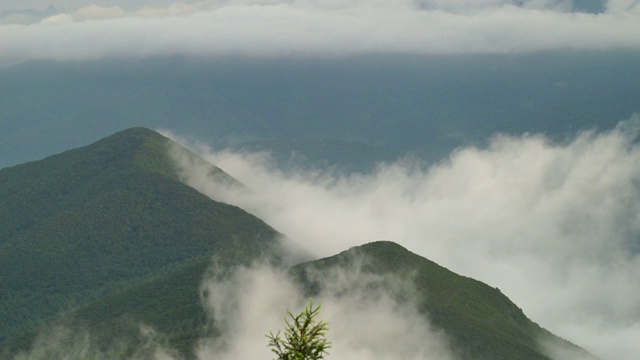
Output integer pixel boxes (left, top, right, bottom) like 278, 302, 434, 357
0, 126, 240, 248
0, 128, 281, 353
293, 240, 595, 360
104, 126, 161, 139
87, 126, 169, 156
87, 127, 177, 176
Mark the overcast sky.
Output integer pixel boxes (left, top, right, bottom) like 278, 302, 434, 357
1, 0, 639, 66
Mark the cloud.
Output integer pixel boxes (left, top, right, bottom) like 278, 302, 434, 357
13, 260, 456, 360
197, 262, 455, 360
0, 0, 639, 65
167, 114, 640, 360
12, 323, 180, 360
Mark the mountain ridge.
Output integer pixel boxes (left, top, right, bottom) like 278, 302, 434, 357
0, 128, 597, 359
0, 127, 282, 353
291, 240, 597, 360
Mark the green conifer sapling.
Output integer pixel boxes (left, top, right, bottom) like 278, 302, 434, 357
266, 299, 331, 360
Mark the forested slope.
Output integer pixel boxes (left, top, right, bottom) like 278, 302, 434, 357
0, 128, 282, 355
291, 241, 597, 360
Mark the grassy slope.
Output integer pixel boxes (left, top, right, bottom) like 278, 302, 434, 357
0, 128, 281, 354
291, 241, 595, 360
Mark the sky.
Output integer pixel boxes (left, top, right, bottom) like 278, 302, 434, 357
0, 0, 640, 66
163, 115, 640, 360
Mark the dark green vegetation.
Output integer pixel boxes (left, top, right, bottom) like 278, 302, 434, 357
0, 129, 596, 359
291, 241, 596, 360
0, 128, 282, 357
1, 51, 638, 170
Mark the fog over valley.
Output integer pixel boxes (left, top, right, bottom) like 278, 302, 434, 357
166, 117, 640, 360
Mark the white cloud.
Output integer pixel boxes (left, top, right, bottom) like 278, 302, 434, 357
197, 263, 455, 360
12, 323, 180, 360
0, 0, 639, 65
168, 114, 640, 360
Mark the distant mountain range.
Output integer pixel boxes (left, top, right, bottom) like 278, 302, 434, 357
0, 128, 596, 359
1, 52, 638, 171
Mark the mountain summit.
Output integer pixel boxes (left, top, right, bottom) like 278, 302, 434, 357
292, 241, 598, 360
0, 127, 281, 355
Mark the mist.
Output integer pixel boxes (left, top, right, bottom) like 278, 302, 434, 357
13, 260, 458, 360
1, 0, 640, 66
166, 115, 640, 360
12, 323, 181, 360
197, 263, 455, 360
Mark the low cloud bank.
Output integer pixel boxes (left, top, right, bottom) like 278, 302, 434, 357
168, 114, 640, 359
197, 263, 455, 360
1, 0, 640, 66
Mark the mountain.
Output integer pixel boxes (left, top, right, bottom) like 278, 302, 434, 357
291, 241, 597, 360
0, 127, 283, 356
57, 239, 597, 360
0, 128, 596, 359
